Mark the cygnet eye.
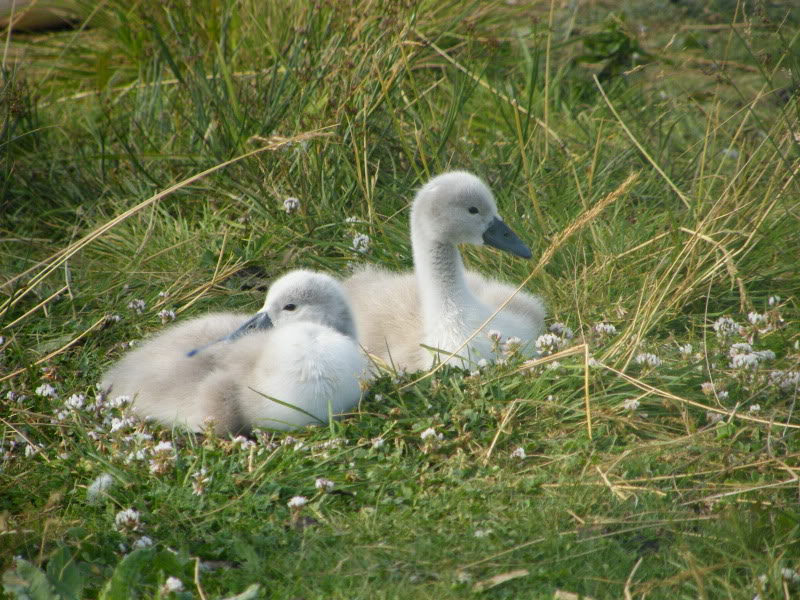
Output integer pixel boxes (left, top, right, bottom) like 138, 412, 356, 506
468, 206, 479, 215
283, 303, 297, 311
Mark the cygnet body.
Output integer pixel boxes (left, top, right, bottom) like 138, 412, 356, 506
343, 171, 545, 371
101, 270, 366, 433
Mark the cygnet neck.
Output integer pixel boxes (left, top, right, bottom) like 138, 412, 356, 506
411, 220, 473, 330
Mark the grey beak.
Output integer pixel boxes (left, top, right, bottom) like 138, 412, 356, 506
186, 311, 273, 357
482, 217, 532, 259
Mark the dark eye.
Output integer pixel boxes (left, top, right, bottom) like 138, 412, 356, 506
468, 207, 479, 214
283, 303, 296, 311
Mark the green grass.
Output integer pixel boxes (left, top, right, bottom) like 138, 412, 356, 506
2, 0, 800, 597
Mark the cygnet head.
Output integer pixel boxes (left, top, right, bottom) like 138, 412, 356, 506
410, 171, 532, 259
259, 270, 357, 339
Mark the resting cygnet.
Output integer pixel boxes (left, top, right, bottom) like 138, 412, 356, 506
343, 171, 545, 372
101, 270, 366, 433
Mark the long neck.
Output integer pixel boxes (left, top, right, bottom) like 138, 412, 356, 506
412, 224, 472, 329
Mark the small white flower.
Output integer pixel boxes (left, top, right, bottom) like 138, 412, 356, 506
315, 478, 335, 492
105, 314, 121, 323
549, 322, 574, 339
345, 216, 359, 223
487, 330, 503, 343
371, 437, 385, 449
473, 528, 492, 538
510, 447, 526, 459
352, 233, 371, 254
593, 322, 617, 336
713, 317, 738, 337
781, 568, 800, 582
283, 197, 301, 214
162, 576, 184, 593
721, 147, 739, 159
114, 508, 141, 532
24, 443, 40, 458
420, 427, 439, 442
287, 496, 307, 509
748, 404, 761, 414
191, 469, 211, 495
730, 353, 759, 370
535, 333, 564, 355
717, 390, 729, 401
701, 382, 716, 396
110, 417, 135, 433
153, 441, 173, 454
157, 309, 176, 324
677, 343, 692, 355
769, 295, 781, 307
373, 393, 384, 402
706, 411, 725, 425
158, 291, 170, 299
588, 357, 601, 368
231, 436, 255, 450
127, 299, 146, 314
65, 394, 85, 410
54, 409, 70, 422
503, 336, 523, 354
35, 384, 57, 398
754, 349, 776, 361
771, 370, 800, 392
623, 398, 640, 411
635, 353, 662, 368
133, 536, 153, 549
108, 395, 132, 408
87, 473, 114, 501
748, 312, 765, 325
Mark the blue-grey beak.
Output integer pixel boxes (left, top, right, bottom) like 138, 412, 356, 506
482, 217, 532, 259
186, 311, 273, 357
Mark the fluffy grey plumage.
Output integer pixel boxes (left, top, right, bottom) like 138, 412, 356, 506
101, 270, 366, 433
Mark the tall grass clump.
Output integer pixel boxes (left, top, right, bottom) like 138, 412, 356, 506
2, 0, 799, 597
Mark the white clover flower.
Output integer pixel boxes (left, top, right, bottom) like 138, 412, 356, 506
24, 443, 40, 458
352, 233, 371, 254
158, 291, 169, 299
287, 496, 307, 509
231, 436, 255, 450
153, 441, 173, 454
162, 576, 184, 593
54, 409, 70, 422
191, 469, 211, 496
65, 394, 85, 410
769, 295, 781, 307
157, 309, 176, 324
87, 473, 113, 501
105, 314, 121, 323
549, 322, 574, 339
754, 349, 776, 361
771, 370, 800, 392
133, 536, 153, 549
315, 478, 335, 492
593, 322, 617, 336
487, 330, 503, 343
283, 197, 301, 214
106, 396, 133, 408
635, 353, 662, 368
110, 417, 135, 433
623, 398, 640, 411
35, 384, 57, 398
748, 312, 765, 325
713, 317, 738, 337
345, 216, 360, 223
420, 427, 440, 442
503, 337, 523, 354
749, 404, 761, 414
729, 342, 753, 356
588, 357, 601, 368
371, 437, 385, 449
678, 343, 692, 355
781, 568, 800, 582
473, 528, 493, 538
114, 508, 141, 532
127, 299, 146, 314
717, 390, 729, 401
701, 382, 715, 396
535, 333, 564, 355
510, 447, 526, 459
730, 353, 759, 370
373, 393, 384, 402
706, 411, 725, 425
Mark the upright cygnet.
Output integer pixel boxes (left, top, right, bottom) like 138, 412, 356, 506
101, 270, 366, 433
343, 171, 545, 372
